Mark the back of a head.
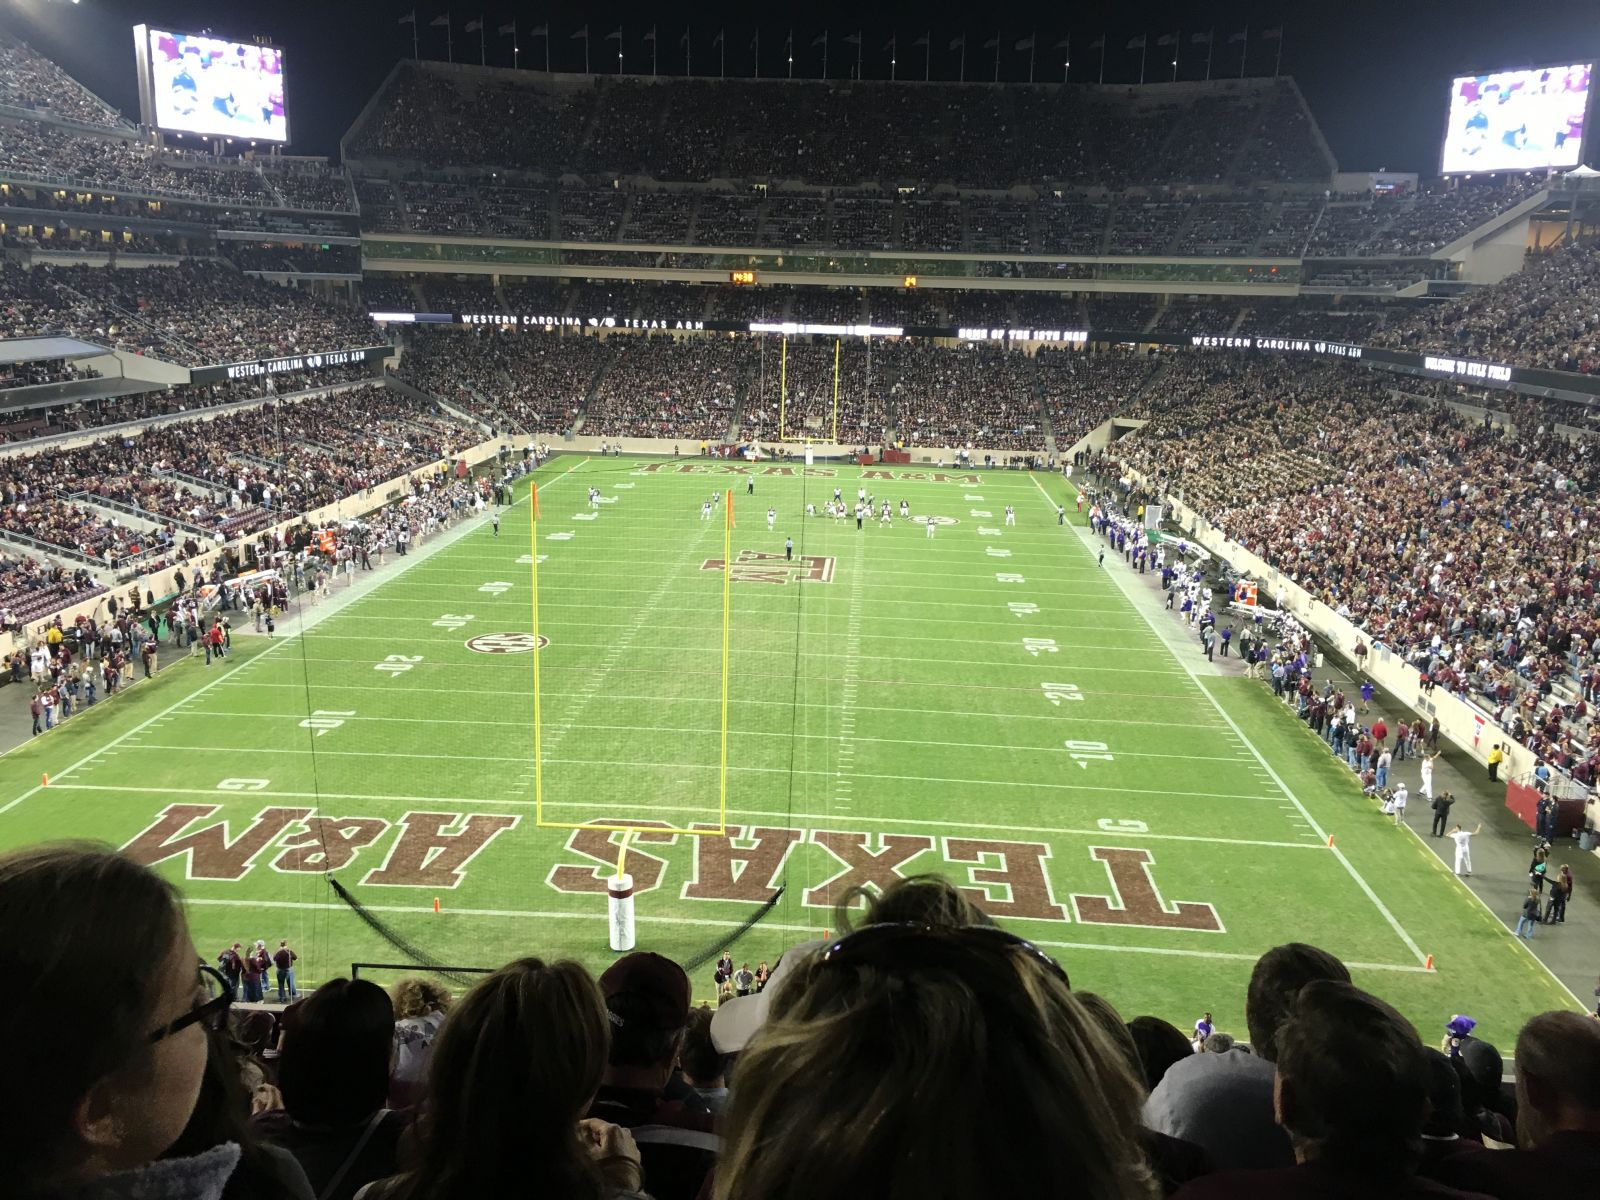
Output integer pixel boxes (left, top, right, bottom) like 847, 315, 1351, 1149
1, 843, 185, 1196
389, 978, 451, 1022
839, 873, 996, 933
1246, 943, 1350, 1062
1074, 992, 1144, 1083
398, 958, 608, 1200
277, 978, 395, 1126
1127, 1016, 1194, 1093
1514, 1010, 1600, 1142
681, 1007, 729, 1087
1275, 979, 1428, 1176
716, 927, 1156, 1200
1421, 1049, 1467, 1136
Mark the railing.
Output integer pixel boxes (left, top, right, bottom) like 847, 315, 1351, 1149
66, 489, 210, 538
350, 961, 494, 982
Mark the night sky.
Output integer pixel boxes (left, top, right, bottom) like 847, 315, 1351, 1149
5, 0, 1600, 174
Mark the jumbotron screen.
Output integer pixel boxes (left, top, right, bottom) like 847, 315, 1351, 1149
1441, 63, 1590, 174
135, 26, 289, 142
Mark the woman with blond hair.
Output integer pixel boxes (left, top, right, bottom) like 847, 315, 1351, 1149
388, 977, 451, 1107
716, 876, 1159, 1200
358, 958, 646, 1200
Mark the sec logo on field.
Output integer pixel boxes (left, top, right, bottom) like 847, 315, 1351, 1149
915, 515, 961, 526
465, 632, 549, 654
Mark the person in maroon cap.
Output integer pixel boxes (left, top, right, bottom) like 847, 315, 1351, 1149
590, 952, 719, 1200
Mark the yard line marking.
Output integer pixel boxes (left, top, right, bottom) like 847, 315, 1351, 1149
294, 628, 1174, 655
269, 650, 1194, 677
209, 681, 1230, 722
91, 744, 1286, 804
170, 712, 1253, 763
1033, 473, 1428, 967
169, 896, 1427, 975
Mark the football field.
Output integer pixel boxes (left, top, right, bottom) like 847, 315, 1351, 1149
0, 454, 1579, 1036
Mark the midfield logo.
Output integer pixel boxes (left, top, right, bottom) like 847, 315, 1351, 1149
701, 549, 836, 585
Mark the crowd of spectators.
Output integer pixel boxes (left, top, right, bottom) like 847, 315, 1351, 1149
1117, 350, 1600, 774
1374, 240, 1600, 373
0, 119, 281, 205
1037, 348, 1158, 449
13, 853, 1600, 1200
0, 34, 129, 128
0, 260, 380, 366
396, 327, 607, 433
584, 335, 747, 440
349, 66, 1334, 190
0, 384, 474, 569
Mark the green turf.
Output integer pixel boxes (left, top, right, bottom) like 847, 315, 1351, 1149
0, 455, 1582, 1042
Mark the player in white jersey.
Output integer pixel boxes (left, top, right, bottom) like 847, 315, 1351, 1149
834, 487, 843, 504
1004, 505, 1015, 526
855, 503, 865, 530
925, 515, 936, 539
899, 500, 909, 519
767, 507, 777, 531
1449, 823, 1481, 875
879, 501, 891, 527
701, 501, 712, 520
858, 486, 866, 503
806, 502, 817, 517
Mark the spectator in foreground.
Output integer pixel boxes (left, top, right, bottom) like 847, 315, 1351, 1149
1, 843, 279, 1200
163, 1028, 314, 1200
1430, 1010, 1600, 1196
714, 919, 1160, 1200
388, 977, 451, 1108
1128, 1016, 1198, 1092
255, 978, 407, 1200
1175, 980, 1488, 1198
1145, 943, 1352, 1170
359, 957, 646, 1200
1076, 991, 1215, 1195
590, 953, 719, 1200
679, 1008, 730, 1114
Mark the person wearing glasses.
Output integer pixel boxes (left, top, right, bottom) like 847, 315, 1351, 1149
1, 842, 307, 1200
712, 876, 1160, 1200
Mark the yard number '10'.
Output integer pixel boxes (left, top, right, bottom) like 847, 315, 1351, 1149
1065, 738, 1114, 768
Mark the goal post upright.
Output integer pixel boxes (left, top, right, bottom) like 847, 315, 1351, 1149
720, 487, 733, 834
530, 479, 544, 827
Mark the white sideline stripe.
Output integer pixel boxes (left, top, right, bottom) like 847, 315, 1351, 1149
171, 896, 1425, 973
0, 461, 583, 819
28, 783, 1323, 848
1394, 808, 1591, 1009
1031, 474, 1429, 967
206, 683, 1232, 729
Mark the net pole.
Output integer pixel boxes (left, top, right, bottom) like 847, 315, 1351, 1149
720, 487, 732, 830
530, 480, 543, 822
831, 337, 840, 444
779, 335, 788, 442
